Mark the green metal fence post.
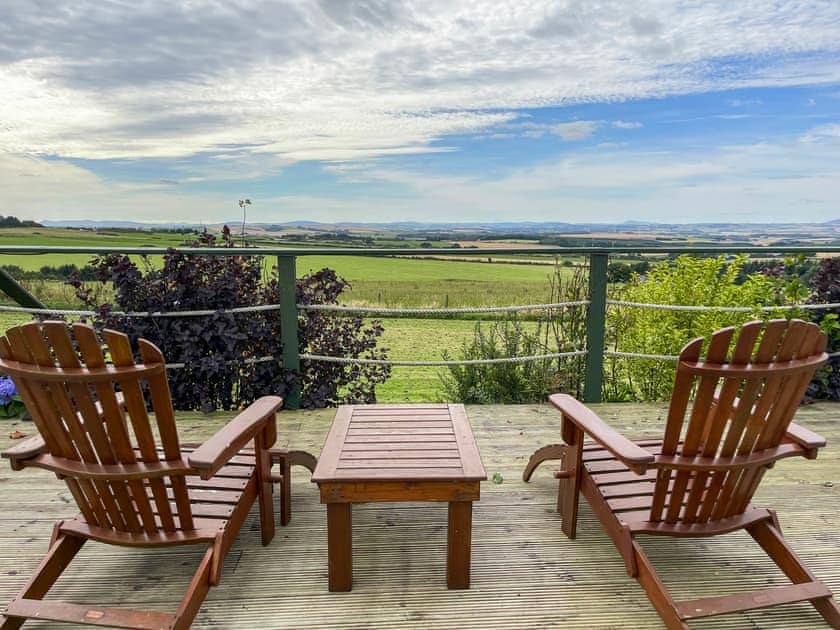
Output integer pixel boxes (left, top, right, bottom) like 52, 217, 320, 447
277, 256, 301, 409
0, 268, 47, 309
583, 252, 608, 403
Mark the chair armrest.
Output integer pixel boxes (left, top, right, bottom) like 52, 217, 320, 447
2, 435, 47, 470
189, 396, 283, 479
785, 422, 826, 459
548, 393, 655, 474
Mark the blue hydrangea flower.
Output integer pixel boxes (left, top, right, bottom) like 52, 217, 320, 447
0, 377, 17, 406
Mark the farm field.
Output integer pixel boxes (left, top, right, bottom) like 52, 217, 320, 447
298, 254, 564, 307
0, 227, 191, 269
2, 255, 563, 311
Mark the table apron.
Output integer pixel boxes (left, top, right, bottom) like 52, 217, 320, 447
319, 480, 481, 503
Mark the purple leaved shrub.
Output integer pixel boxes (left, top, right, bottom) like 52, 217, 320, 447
68, 231, 390, 412
806, 257, 840, 401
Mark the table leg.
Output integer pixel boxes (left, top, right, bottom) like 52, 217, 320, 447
447, 500, 472, 589
327, 503, 352, 591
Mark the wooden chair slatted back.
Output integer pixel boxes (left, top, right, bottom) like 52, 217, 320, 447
649, 319, 827, 525
0, 321, 194, 534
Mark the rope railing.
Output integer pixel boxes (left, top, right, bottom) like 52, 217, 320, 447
0, 303, 284, 318
298, 301, 589, 315
4, 298, 835, 318
0, 300, 589, 318
299, 350, 586, 367
607, 299, 840, 312
604, 350, 680, 361
164, 355, 277, 370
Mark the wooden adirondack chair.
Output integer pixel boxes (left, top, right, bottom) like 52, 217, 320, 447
0, 321, 287, 630
523, 319, 840, 629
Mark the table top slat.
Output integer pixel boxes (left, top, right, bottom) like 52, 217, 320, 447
341, 442, 461, 451
449, 404, 486, 479
347, 427, 456, 436
329, 467, 474, 479
340, 449, 461, 459
336, 459, 464, 469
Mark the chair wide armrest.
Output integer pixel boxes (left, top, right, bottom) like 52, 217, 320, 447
2, 435, 47, 470
785, 422, 826, 459
548, 393, 655, 474
189, 396, 283, 479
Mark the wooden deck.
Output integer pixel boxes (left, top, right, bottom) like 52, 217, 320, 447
1, 402, 838, 629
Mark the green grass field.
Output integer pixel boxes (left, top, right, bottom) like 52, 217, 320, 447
0, 228, 191, 270
372, 317, 480, 401
298, 254, 562, 308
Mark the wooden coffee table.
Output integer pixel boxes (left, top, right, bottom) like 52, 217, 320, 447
312, 403, 486, 591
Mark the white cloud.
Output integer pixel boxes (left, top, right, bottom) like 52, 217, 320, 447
801, 123, 840, 143
611, 120, 643, 129
0, 153, 229, 221
728, 99, 762, 107
597, 141, 628, 148
550, 121, 599, 140
0, 1, 839, 164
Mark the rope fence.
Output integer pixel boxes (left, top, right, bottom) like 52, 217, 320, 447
299, 350, 586, 367
3, 298, 837, 319
607, 299, 840, 312
298, 301, 590, 315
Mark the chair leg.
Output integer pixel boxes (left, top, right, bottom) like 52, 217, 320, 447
559, 417, 584, 539
254, 432, 275, 546
1, 534, 85, 630
749, 519, 840, 628
269, 449, 293, 526
269, 448, 318, 527
632, 541, 690, 630
171, 546, 214, 630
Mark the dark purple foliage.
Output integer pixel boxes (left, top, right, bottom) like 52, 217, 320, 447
68, 232, 390, 411
806, 257, 840, 401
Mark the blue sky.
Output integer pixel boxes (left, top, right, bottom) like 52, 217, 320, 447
1, 1, 839, 224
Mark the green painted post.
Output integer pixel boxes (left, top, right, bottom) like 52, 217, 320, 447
583, 253, 608, 403
277, 256, 301, 409
0, 267, 46, 309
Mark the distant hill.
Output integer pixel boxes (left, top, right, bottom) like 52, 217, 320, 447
41, 220, 198, 229
38, 218, 839, 234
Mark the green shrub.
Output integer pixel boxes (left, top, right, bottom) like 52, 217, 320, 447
608, 255, 783, 401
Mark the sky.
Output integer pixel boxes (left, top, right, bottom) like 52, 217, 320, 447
1, 0, 839, 225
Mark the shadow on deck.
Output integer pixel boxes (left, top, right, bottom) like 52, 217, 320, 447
1, 402, 838, 629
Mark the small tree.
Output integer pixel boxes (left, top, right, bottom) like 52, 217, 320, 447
69, 232, 390, 411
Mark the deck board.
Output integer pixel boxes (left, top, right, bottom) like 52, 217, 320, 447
1, 402, 838, 628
